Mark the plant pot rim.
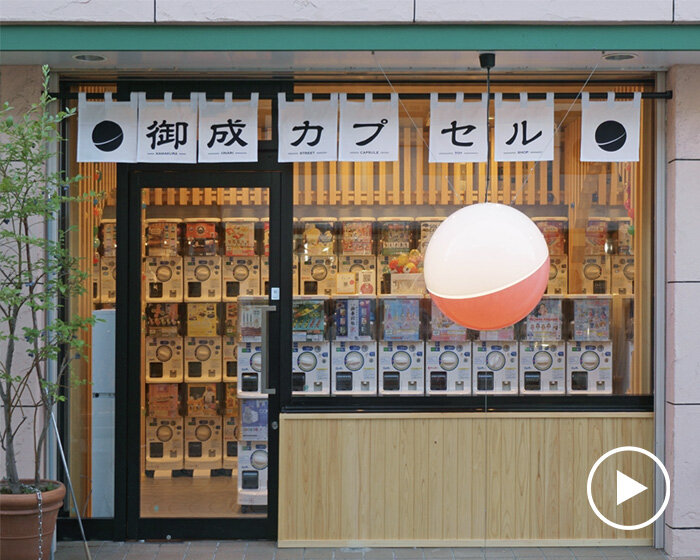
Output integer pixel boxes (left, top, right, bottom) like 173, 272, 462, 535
0, 480, 65, 502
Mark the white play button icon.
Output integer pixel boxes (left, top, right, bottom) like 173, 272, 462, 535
616, 470, 647, 505
587, 446, 670, 531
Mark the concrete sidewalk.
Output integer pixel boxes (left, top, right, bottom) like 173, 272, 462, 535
53, 542, 684, 560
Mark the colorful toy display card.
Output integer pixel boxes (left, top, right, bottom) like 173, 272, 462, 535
525, 299, 563, 341
430, 299, 467, 341
379, 220, 413, 256
419, 220, 442, 255
224, 302, 238, 338
574, 299, 610, 341
534, 218, 567, 256
186, 303, 219, 337
147, 383, 180, 417
223, 383, 239, 417
292, 299, 326, 341
145, 303, 181, 336
302, 221, 335, 255
238, 300, 264, 340
334, 298, 375, 340
585, 219, 609, 256
186, 383, 219, 416
146, 220, 180, 257
224, 220, 256, 257
341, 220, 374, 255
101, 221, 117, 257
382, 298, 421, 341
185, 221, 219, 256
240, 399, 268, 441
480, 325, 515, 341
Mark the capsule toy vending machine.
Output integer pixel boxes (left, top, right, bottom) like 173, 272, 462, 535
222, 384, 239, 471
581, 218, 611, 295
331, 296, 377, 395
222, 302, 238, 382
291, 297, 330, 395
238, 440, 268, 509
533, 217, 568, 295
222, 218, 260, 299
473, 326, 519, 395
519, 299, 566, 394
145, 384, 183, 473
299, 218, 337, 296
612, 218, 634, 295
378, 218, 424, 295
338, 218, 376, 295
567, 298, 613, 394
238, 399, 268, 508
145, 303, 183, 383
378, 296, 424, 395
183, 416, 223, 474
184, 337, 222, 383
183, 218, 222, 301
426, 298, 471, 395
99, 219, 117, 303
236, 297, 268, 398
144, 219, 183, 302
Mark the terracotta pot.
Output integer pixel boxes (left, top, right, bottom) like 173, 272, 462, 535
0, 480, 65, 560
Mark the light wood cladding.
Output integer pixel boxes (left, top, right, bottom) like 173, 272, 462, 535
68, 84, 118, 517
279, 413, 653, 547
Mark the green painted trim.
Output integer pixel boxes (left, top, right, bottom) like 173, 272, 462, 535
2, 24, 700, 52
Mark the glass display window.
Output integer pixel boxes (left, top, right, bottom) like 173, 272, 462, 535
291, 81, 655, 400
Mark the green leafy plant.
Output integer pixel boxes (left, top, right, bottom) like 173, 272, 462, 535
0, 66, 98, 494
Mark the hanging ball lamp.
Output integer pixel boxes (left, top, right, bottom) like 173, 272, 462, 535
424, 203, 550, 331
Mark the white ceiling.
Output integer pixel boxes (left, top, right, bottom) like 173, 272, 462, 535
3, 50, 700, 75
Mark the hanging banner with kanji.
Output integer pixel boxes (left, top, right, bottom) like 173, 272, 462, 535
339, 93, 399, 162
429, 92, 488, 163
77, 92, 138, 162
494, 92, 554, 162
580, 92, 641, 162
278, 93, 338, 162
137, 92, 198, 163
198, 92, 258, 163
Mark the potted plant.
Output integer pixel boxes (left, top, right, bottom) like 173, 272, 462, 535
0, 66, 97, 560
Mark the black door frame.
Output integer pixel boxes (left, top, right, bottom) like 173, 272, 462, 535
115, 153, 293, 540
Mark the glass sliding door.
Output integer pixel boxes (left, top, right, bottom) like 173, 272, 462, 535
124, 169, 282, 538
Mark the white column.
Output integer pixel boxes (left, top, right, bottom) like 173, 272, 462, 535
664, 64, 700, 558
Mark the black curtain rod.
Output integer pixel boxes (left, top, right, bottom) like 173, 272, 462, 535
56, 91, 672, 101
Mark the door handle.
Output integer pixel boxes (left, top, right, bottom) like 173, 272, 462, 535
257, 304, 277, 395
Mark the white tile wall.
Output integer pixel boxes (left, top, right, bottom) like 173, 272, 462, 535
665, 64, 700, 559
5, 0, 700, 23
415, 0, 673, 23
1, 0, 154, 22
156, 0, 414, 23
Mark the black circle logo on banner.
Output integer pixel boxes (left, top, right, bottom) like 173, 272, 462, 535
92, 120, 124, 152
595, 120, 627, 152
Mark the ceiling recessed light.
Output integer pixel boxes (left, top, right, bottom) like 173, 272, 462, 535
73, 54, 106, 62
602, 52, 638, 62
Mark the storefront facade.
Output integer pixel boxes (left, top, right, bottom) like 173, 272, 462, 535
1, 5, 699, 557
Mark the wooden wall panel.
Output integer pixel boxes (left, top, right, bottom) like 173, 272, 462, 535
279, 413, 653, 547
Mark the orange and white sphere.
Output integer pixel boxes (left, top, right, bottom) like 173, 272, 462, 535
424, 203, 549, 330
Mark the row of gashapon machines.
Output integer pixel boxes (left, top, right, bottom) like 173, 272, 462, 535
288, 295, 614, 396
143, 301, 268, 508
144, 382, 268, 507
296, 216, 441, 296
535, 216, 635, 296
140, 217, 269, 509
95, 216, 290, 305
95, 214, 636, 304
